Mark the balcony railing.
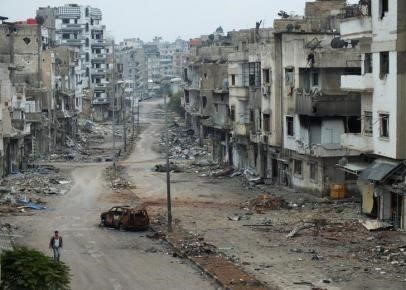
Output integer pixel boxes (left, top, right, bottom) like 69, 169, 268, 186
341, 74, 373, 92
91, 39, 106, 47
341, 133, 373, 153
295, 89, 360, 117
233, 123, 251, 137
341, 2, 371, 19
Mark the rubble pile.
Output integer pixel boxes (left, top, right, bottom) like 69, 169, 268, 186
0, 165, 71, 214
159, 122, 209, 161
179, 236, 217, 257
243, 194, 287, 213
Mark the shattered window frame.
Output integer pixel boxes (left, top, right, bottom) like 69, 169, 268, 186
379, 113, 389, 138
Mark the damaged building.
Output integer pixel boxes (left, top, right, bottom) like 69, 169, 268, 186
339, 0, 406, 229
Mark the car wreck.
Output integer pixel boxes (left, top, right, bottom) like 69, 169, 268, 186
100, 205, 150, 231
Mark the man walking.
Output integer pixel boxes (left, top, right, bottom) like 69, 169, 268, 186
49, 230, 63, 262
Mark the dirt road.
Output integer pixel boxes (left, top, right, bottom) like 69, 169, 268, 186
4, 100, 215, 290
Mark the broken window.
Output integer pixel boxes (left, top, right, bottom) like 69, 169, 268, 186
86, 38, 89, 47
294, 159, 302, 176
204, 73, 207, 79
250, 109, 254, 123
230, 106, 235, 121
312, 71, 319, 87
364, 53, 373, 74
62, 34, 70, 40
202, 96, 207, 108
22, 37, 31, 45
263, 69, 270, 84
244, 62, 261, 87
85, 23, 89, 32
364, 111, 373, 135
379, 113, 389, 138
184, 90, 189, 103
286, 116, 294, 136
215, 104, 218, 112
62, 18, 69, 24
184, 68, 188, 82
231, 74, 236, 86
379, 0, 388, 19
380, 51, 389, 78
285, 67, 294, 86
346, 116, 361, 133
263, 113, 270, 132
310, 162, 317, 182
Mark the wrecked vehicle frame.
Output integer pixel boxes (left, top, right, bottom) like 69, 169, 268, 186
100, 205, 150, 231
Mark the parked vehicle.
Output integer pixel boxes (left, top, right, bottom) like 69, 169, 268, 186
100, 205, 149, 231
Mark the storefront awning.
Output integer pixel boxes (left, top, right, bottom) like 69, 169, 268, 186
336, 162, 369, 175
359, 159, 401, 182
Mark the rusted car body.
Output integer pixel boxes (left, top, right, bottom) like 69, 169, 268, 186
100, 205, 149, 231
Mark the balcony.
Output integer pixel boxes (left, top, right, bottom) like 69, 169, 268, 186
229, 87, 249, 101
341, 133, 373, 153
91, 39, 106, 47
25, 112, 43, 123
91, 24, 105, 31
233, 123, 251, 137
296, 143, 359, 158
94, 83, 107, 91
60, 23, 83, 31
62, 38, 85, 46
295, 89, 360, 117
228, 51, 249, 62
340, 12, 372, 41
341, 74, 373, 92
91, 68, 106, 76
91, 53, 106, 62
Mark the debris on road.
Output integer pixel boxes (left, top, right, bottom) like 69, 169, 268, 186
244, 194, 287, 213
360, 219, 393, 231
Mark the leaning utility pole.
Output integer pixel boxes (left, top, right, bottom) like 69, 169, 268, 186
112, 39, 116, 177
164, 91, 172, 232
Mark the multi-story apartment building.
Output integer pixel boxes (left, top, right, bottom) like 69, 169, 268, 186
339, 0, 406, 229
37, 4, 109, 121
273, 0, 362, 194
144, 44, 161, 97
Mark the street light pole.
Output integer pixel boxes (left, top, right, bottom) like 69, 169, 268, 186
164, 92, 172, 232
112, 39, 116, 178
122, 87, 127, 152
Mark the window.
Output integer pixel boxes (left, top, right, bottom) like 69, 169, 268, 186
294, 159, 302, 176
204, 73, 207, 79
364, 53, 372, 74
310, 162, 317, 182
312, 71, 319, 87
62, 34, 69, 39
285, 67, 294, 86
85, 53, 89, 62
379, 0, 388, 19
86, 38, 90, 47
286, 116, 294, 136
250, 109, 254, 122
364, 111, 373, 135
202, 96, 207, 108
85, 23, 89, 32
263, 113, 270, 132
230, 106, 235, 121
214, 104, 218, 112
62, 19, 69, 24
263, 69, 270, 84
231, 74, 235, 86
379, 113, 389, 138
74, 19, 78, 24
85, 8, 89, 17
95, 92, 101, 98
184, 90, 189, 103
380, 51, 389, 78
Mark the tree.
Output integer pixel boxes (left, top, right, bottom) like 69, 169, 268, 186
1, 247, 71, 290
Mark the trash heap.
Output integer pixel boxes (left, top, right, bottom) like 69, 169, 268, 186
0, 165, 71, 214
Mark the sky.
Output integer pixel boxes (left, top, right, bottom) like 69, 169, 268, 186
2, 0, 359, 42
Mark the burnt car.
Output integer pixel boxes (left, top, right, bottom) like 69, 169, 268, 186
100, 205, 150, 231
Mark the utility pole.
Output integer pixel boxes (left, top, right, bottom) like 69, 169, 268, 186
164, 91, 172, 232
112, 39, 116, 178
122, 86, 127, 152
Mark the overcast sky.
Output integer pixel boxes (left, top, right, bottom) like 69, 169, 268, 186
2, 0, 358, 42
